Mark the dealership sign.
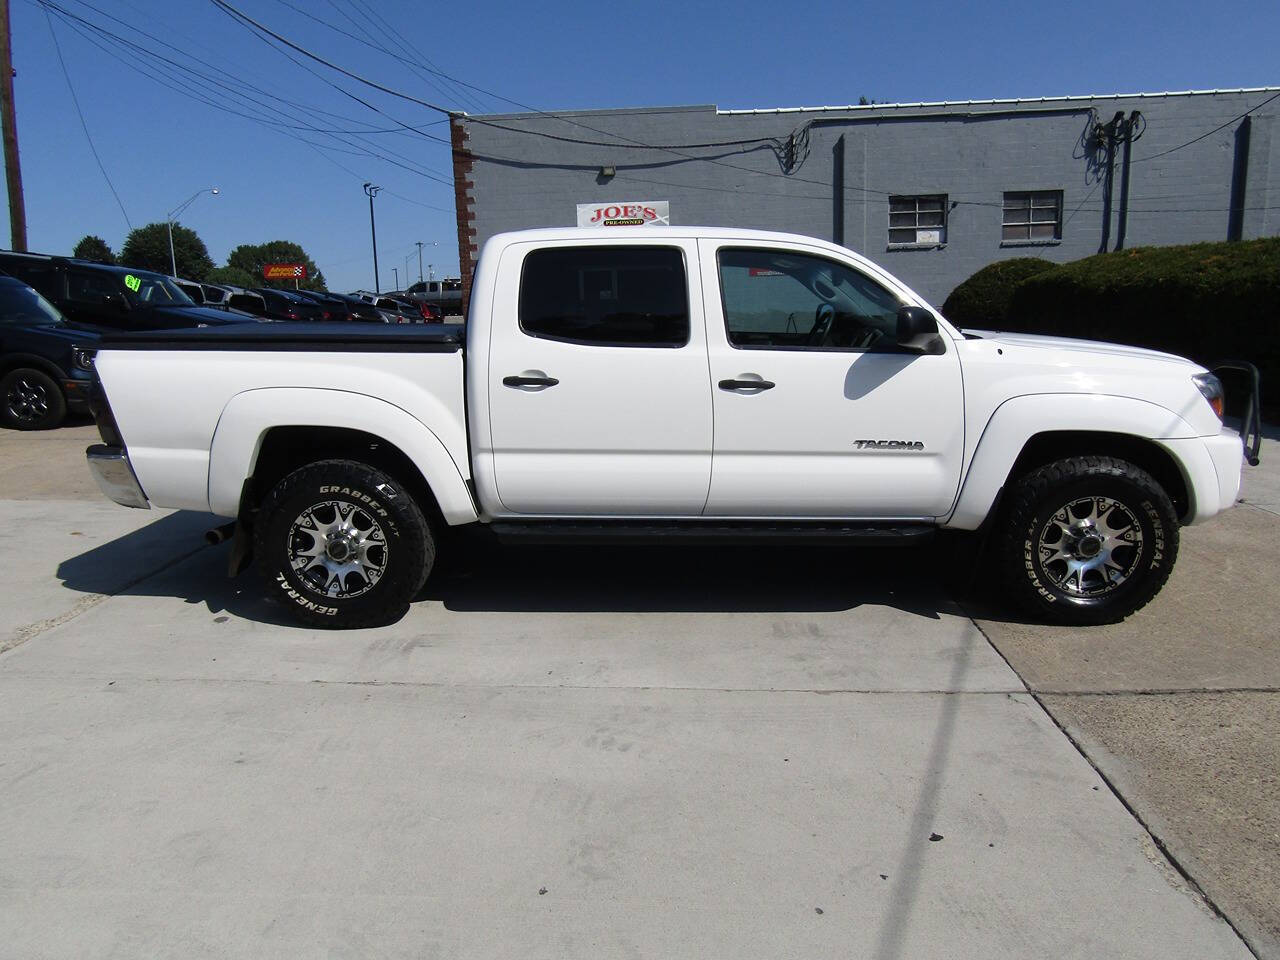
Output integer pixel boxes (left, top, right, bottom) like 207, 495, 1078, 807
262, 262, 307, 280
577, 201, 670, 228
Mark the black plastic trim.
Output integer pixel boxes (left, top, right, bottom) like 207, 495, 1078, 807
98, 323, 463, 352
488, 519, 936, 546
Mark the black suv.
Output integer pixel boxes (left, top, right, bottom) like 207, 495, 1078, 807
0, 251, 257, 332
0, 275, 99, 429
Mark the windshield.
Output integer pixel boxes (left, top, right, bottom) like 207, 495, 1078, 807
120, 271, 195, 307
0, 283, 65, 326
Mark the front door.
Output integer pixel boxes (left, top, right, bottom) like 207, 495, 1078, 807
486, 240, 713, 516
698, 240, 965, 518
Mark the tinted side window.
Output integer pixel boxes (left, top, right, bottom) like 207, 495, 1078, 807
67, 269, 123, 303
717, 248, 901, 350
520, 246, 688, 347
228, 294, 264, 313
1, 260, 61, 300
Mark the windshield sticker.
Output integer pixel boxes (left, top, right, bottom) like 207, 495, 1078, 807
124, 274, 141, 293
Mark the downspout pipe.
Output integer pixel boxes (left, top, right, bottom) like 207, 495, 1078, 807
1115, 111, 1140, 250
1098, 111, 1124, 253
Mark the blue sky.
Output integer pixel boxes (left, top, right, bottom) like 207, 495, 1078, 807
10, 0, 1279, 291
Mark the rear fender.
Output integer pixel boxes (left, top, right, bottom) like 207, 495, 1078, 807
208, 387, 478, 524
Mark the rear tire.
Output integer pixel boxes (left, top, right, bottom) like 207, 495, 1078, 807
1, 367, 66, 430
998, 456, 1178, 625
253, 459, 433, 628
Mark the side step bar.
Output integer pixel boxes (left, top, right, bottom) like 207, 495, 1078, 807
487, 520, 936, 547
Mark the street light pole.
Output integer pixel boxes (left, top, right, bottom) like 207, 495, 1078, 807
415, 241, 424, 282
392, 266, 399, 290
363, 182, 382, 293
165, 187, 219, 278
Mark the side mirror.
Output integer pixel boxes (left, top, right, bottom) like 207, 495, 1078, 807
896, 306, 945, 354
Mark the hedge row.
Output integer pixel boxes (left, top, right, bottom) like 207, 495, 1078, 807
939, 257, 1055, 329
942, 239, 1279, 414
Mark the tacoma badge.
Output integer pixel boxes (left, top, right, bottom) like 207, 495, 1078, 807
853, 440, 925, 450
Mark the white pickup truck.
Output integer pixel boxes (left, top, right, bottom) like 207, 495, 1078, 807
85, 227, 1260, 628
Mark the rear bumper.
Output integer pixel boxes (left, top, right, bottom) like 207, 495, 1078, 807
86, 444, 150, 509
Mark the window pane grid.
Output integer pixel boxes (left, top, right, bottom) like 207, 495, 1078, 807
887, 194, 947, 245
1002, 190, 1062, 241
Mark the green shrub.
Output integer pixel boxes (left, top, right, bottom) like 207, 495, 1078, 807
1006, 238, 1279, 414
940, 257, 1055, 329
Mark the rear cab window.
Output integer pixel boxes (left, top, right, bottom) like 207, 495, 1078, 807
519, 245, 689, 347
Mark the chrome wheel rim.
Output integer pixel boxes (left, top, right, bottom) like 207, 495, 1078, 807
1036, 496, 1144, 597
287, 499, 389, 599
6, 377, 49, 422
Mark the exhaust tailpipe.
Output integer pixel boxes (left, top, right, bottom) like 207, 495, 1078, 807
205, 521, 236, 546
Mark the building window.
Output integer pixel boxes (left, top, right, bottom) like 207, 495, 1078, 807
1002, 191, 1063, 241
888, 195, 947, 246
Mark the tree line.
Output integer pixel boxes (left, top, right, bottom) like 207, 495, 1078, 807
72, 224, 328, 292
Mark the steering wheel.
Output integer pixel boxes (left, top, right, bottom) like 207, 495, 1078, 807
806, 304, 835, 346
853, 327, 886, 349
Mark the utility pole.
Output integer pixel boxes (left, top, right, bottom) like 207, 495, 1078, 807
415, 240, 424, 282
363, 182, 381, 293
0, 0, 27, 251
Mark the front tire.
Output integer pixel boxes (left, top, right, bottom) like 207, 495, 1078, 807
254, 459, 433, 628
998, 456, 1178, 625
1, 368, 66, 430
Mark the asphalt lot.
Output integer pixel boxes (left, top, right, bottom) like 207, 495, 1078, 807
0, 420, 1275, 959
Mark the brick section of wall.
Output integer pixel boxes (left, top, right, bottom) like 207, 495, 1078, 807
449, 115, 477, 317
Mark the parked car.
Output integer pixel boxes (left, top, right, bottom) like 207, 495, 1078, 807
201, 284, 228, 306
388, 294, 441, 323
0, 275, 99, 429
323, 293, 391, 324
405, 277, 462, 314
173, 279, 205, 303
201, 284, 269, 318
84, 226, 1260, 629
290, 289, 368, 322
251, 288, 325, 322
0, 252, 256, 331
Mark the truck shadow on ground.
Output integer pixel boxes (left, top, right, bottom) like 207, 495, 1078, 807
54, 513, 984, 623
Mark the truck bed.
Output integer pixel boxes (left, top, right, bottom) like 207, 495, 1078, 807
93, 322, 470, 517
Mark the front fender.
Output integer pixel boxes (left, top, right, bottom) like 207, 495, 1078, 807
207, 387, 478, 524
946, 393, 1198, 530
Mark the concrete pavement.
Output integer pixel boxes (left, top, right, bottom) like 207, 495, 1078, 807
0, 423, 1270, 958
973, 431, 1280, 957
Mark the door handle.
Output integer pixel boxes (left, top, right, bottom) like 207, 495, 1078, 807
503, 375, 560, 388
718, 378, 775, 391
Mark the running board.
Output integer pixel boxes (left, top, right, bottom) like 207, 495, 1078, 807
487, 520, 936, 547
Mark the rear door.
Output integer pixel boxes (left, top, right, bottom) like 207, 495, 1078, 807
699, 240, 965, 518
485, 239, 712, 516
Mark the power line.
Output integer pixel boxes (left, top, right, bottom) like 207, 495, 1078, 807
40, 0, 455, 189
41, 4, 131, 228
1131, 90, 1280, 164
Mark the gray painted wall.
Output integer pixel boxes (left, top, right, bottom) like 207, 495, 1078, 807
456, 90, 1278, 305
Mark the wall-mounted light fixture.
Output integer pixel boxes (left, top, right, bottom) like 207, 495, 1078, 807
599, 165, 616, 179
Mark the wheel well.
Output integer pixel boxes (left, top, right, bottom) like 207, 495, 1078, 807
0, 354, 65, 384
1008, 431, 1191, 520
245, 426, 445, 528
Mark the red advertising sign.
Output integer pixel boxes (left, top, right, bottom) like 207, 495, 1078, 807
263, 263, 307, 280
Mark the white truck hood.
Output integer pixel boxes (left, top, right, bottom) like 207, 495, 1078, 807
963, 329, 1202, 369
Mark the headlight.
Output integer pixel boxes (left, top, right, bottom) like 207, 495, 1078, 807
71, 346, 96, 371
1192, 372, 1224, 419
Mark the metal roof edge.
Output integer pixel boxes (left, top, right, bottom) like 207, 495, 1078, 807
715, 87, 1280, 115
460, 104, 717, 122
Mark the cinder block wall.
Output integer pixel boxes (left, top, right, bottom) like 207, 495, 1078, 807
452, 90, 1277, 306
